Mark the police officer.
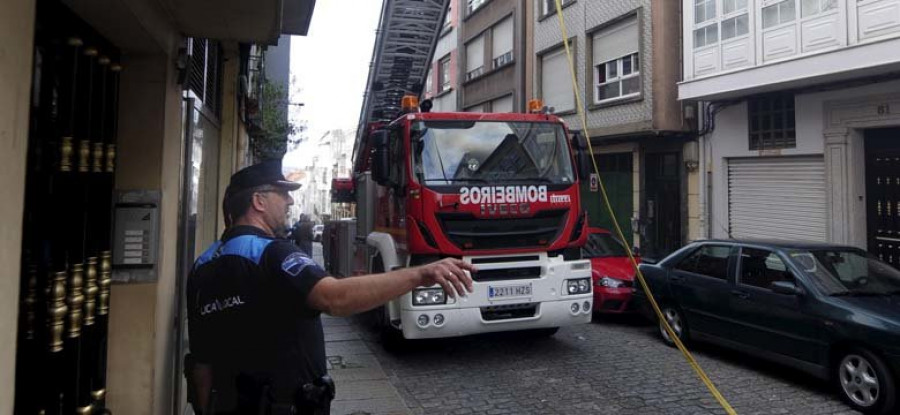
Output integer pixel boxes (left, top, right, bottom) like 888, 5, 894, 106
186, 160, 475, 415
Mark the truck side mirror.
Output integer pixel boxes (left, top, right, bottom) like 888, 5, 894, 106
571, 131, 591, 180
371, 130, 390, 185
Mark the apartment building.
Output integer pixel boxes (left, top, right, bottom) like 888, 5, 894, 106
535, 0, 695, 259
680, 0, 900, 264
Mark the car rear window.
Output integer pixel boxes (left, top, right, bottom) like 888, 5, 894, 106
675, 245, 731, 280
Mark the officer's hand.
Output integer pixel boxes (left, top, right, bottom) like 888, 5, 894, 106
416, 258, 476, 299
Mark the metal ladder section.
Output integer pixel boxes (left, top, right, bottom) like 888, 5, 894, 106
353, 0, 449, 169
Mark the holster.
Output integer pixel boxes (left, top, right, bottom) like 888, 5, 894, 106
293, 375, 335, 414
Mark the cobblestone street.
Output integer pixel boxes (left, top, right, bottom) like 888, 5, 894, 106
313, 245, 861, 415
346, 316, 859, 415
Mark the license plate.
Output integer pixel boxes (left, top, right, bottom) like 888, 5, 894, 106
489, 284, 532, 299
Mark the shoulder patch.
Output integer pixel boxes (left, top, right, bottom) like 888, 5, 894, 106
281, 252, 314, 277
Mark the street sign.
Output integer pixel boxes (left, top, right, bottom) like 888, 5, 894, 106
590, 173, 599, 192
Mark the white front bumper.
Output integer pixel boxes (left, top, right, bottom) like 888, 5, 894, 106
399, 252, 592, 339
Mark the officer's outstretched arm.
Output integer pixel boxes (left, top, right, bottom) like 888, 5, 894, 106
307, 257, 476, 317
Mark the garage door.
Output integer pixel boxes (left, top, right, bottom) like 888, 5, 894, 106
728, 157, 826, 242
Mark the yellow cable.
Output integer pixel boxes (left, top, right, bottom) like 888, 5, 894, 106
551, 1, 737, 413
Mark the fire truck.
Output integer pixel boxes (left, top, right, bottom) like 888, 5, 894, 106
326, 0, 594, 340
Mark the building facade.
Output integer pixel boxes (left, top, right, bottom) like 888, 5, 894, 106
535, 0, 696, 259
679, 0, 900, 264
0, 0, 315, 414
425, 0, 460, 110
459, 0, 532, 112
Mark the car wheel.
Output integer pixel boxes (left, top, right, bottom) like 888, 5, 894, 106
835, 348, 897, 414
658, 305, 688, 348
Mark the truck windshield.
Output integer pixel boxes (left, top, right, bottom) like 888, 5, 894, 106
413, 120, 575, 186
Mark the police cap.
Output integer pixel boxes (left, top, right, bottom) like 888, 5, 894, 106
226, 159, 301, 195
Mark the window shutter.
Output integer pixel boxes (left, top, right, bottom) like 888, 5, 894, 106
541, 48, 573, 112
466, 35, 484, 72
593, 16, 639, 64
492, 95, 514, 113
492, 17, 513, 59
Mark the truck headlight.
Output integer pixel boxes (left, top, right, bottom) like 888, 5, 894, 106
566, 278, 591, 295
413, 288, 446, 306
598, 277, 625, 288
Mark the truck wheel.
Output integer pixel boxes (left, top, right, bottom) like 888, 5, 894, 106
835, 348, 897, 414
371, 255, 409, 352
530, 327, 559, 337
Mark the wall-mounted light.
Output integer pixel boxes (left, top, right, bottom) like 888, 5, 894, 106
684, 140, 699, 172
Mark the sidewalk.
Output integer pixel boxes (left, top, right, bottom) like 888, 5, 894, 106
324, 315, 411, 415
313, 245, 410, 415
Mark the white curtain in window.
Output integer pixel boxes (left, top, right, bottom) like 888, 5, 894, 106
466, 35, 484, 72
492, 17, 513, 59
541, 48, 573, 112
593, 16, 639, 64
492, 95, 514, 113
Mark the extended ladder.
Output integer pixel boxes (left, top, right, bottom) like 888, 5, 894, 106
353, 0, 449, 170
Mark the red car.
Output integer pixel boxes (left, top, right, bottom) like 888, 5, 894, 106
583, 228, 640, 313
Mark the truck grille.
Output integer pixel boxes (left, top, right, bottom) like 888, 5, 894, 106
471, 267, 541, 282
480, 303, 538, 321
437, 209, 568, 250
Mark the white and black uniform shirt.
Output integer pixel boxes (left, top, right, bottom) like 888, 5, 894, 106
187, 225, 328, 409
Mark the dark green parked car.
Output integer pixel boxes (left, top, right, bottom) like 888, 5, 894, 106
635, 240, 900, 414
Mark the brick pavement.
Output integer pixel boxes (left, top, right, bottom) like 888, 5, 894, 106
312, 244, 859, 414
352, 315, 860, 415
315, 243, 412, 415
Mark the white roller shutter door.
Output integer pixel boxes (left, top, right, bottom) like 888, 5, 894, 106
728, 157, 827, 242
492, 17, 513, 60
492, 95, 513, 113
541, 48, 573, 112
466, 36, 484, 73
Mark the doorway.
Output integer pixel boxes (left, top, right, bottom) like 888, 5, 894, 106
865, 128, 900, 266
644, 152, 682, 260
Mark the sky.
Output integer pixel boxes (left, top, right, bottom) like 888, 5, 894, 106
282, 0, 384, 170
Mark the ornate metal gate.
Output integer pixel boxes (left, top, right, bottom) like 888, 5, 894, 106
15, 2, 120, 413
866, 128, 900, 266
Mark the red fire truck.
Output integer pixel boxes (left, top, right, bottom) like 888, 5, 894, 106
328, 96, 595, 340
327, 0, 593, 340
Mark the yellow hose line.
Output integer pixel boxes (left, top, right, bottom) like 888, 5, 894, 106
551, 1, 737, 413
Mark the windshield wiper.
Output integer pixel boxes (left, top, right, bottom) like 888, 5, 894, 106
423, 178, 488, 183
500, 177, 555, 183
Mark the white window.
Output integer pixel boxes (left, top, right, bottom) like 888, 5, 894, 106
722, 14, 749, 40
467, 0, 486, 14
492, 17, 514, 69
801, 0, 837, 18
542, 0, 574, 16
541, 47, 574, 112
466, 35, 485, 80
693, 24, 719, 48
595, 53, 640, 102
426, 70, 433, 95
439, 56, 451, 92
444, 3, 452, 28
694, 0, 716, 23
723, 0, 748, 15
593, 16, 640, 103
721, 0, 749, 41
763, 0, 797, 28
491, 95, 514, 113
